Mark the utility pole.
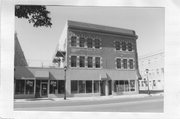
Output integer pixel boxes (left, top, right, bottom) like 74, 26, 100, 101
146, 69, 150, 95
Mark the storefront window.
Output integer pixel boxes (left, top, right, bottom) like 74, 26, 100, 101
79, 80, 86, 93
50, 80, 57, 94
124, 80, 129, 91
71, 80, 78, 93
15, 80, 25, 94
130, 80, 135, 91
94, 80, 99, 93
58, 80, 65, 94
119, 81, 124, 92
79, 37, 85, 47
114, 80, 118, 92
25, 80, 34, 94
86, 80, 92, 93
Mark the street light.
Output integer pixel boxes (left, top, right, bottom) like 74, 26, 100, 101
145, 69, 150, 95
64, 66, 67, 100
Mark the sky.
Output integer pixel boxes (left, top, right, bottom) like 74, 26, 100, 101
15, 6, 164, 66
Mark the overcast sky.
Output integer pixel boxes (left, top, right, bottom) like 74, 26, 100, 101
15, 6, 164, 65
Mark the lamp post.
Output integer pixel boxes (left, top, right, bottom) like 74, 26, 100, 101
145, 69, 150, 95
64, 66, 67, 100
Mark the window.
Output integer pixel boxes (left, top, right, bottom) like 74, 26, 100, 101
156, 69, 159, 74
129, 59, 134, 69
115, 41, 120, 50
71, 80, 78, 93
79, 56, 85, 67
71, 36, 77, 46
15, 80, 25, 94
153, 80, 156, 86
161, 68, 164, 74
95, 39, 100, 48
71, 56, 77, 67
116, 58, 121, 69
114, 80, 118, 92
79, 37, 85, 47
130, 80, 135, 91
86, 80, 92, 93
94, 80, 99, 93
79, 80, 86, 93
50, 80, 57, 94
58, 80, 65, 94
124, 80, 129, 92
119, 81, 124, 92
25, 80, 34, 94
87, 38, 93, 48
123, 59, 127, 69
87, 57, 93, 68
127, 43, 133, 51
95, 57, 100, 68
122, 42, 126, 51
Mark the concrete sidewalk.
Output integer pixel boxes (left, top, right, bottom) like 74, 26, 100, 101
14, 93, 164, 103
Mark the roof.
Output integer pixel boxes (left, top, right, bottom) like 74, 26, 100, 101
67, 20, 137, 38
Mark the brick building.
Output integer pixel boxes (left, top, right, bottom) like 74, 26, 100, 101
14, 21, 141, 99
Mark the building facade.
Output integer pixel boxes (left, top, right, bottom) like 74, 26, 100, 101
138, 52, 164, 91
14, 21, 141, 99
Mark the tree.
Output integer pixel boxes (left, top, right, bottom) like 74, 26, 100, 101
15, 5, 52, 27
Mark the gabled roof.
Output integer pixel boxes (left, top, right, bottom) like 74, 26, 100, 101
68, 20, 137, 38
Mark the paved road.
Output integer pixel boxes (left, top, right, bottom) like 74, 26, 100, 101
14, 95, 163, 112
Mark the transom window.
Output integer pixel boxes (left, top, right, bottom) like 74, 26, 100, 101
71, 56, 77, 67
87, 38, 93, 48
71, 36, 77, 46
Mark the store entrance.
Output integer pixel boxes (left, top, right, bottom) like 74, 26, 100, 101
41, 82, 48, 97
100, 80, 112, 96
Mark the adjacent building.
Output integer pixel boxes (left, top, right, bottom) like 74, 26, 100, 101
14, 20, 141, 99
138, 51, 164, 91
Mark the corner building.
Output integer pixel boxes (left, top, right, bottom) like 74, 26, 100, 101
53, 20, 141, 97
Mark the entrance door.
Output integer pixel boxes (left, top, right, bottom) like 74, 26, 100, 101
41, 83, 48, 97
100, 80, 106, 96
108, 80, 112, 95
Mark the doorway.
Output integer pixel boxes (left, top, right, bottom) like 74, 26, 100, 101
41, 82, 48, 97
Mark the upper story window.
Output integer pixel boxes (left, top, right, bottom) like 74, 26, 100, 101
87, 38, 93, 48
87, 57, 93, 68
95, 57, 100, 68
123, 59, 127, 69
115, 41, 120, 50
71, 36, 77, 47
94, 39, 100, 49
71, 56, 77, 67
129, 59, 134, 69
122, 42, 126, 51
127, 43, 133, 51
79, 56, 85, 67
116, 58, 121, 69
79, 37, 85, 47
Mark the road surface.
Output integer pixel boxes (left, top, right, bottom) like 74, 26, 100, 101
14, 95, 163, 112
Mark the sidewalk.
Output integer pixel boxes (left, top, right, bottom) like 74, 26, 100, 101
14, 93, 164, 103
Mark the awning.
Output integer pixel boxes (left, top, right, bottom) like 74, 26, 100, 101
35, 71, 49, 79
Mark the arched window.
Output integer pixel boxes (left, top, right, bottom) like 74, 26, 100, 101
122, 42, 126, 51
87, 38, 93, 48
79, 37, 85, 47
127, 43, 133, 51
94, 39, 100, 49
115, 41, 120, 50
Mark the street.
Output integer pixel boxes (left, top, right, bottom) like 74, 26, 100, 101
14, 95, 163, 112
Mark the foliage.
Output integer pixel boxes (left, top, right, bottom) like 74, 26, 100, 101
15, 5, 52, 27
